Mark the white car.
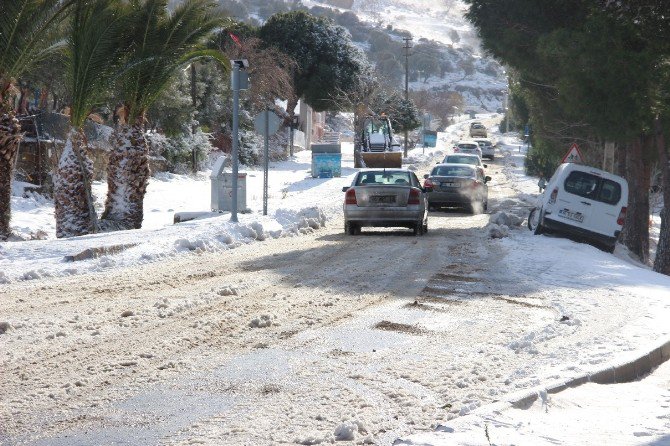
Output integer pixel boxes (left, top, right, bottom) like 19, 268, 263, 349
473, 138, 495, 160
442, 154, 487, 172
528, 163, 628, 253
453, 140, 482, 158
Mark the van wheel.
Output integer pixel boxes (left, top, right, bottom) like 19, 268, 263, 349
529, 208, 545, 234
603, 242, 616, 253
534, 210, 545, 235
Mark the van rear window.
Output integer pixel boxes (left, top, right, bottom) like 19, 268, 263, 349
563, 171, 621, 205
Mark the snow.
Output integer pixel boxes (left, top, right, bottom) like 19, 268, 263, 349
397, 131, 670, 446
4, 116, 670, 445
3, 146, 347, 283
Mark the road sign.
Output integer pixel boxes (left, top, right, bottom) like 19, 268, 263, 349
254, 110, 282, 135
561, 143, 584, 164
254, 110, 282, 216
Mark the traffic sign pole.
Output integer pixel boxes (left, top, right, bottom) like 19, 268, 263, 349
263, 110, 269, 216
231, 63, 240, 223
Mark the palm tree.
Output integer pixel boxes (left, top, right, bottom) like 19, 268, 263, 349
54, 0, 130, 238
0, 0, 72, 240
101, 0, 227, 230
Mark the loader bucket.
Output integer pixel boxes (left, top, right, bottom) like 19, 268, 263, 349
360, 152, 403, 168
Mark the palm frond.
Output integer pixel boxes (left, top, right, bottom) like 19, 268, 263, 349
68, 0, 130, 127
119, 0, 228, 123
0, 0, 73, 88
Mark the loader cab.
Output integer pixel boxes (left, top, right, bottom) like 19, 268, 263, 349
362, 117, 393, 151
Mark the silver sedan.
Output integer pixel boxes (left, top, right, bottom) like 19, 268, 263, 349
343, 169, 429, 235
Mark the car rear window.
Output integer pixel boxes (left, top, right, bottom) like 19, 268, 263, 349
563, 171, 622, 205
444, 156, 478, 165
431, 166, 475, 177
356, 171, 411, 186
458, 144, 479, 150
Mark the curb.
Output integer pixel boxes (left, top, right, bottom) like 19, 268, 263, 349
505, 337, 670, 409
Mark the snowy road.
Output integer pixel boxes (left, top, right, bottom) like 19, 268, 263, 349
4, 147, 670, 445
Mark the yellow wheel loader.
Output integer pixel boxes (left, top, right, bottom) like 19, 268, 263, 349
355, 116, 403, 168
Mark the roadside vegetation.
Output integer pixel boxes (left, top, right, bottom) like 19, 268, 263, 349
0, 0, 423, 240
465, 0, 670, 274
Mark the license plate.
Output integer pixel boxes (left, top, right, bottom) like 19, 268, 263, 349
558, 208, 584, 223
441, 182, 459, 188
370, 195, 395, 204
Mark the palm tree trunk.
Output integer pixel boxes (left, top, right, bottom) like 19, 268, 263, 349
54, 129, 97, 238
101, 120, 150, 230
0, 103, 22, 240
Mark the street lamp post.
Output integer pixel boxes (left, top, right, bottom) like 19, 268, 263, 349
230, 59, 249, 223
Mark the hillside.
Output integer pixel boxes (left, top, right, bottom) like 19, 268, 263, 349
219, 0, 506, 116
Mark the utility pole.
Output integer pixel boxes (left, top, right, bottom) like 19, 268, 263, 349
403, 36, 412, 157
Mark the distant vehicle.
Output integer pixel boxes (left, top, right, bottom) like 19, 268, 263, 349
469, 122, 487, 138
343, 169, 428, 235
442, 154, 487, 172
423, 163, 490, 214
356, 115, 402, 168
528, 163, 629, 253
473, 138, 495, 160
453, 140, 483, 158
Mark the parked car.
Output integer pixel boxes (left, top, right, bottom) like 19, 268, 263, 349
469, 122, 487, 138
527, 163, 628, 253
343, 169, 428, 235
453, 140, 483, 158
473, 138, 495, 160
423, 163, 490, 214
442, 154, 487, 172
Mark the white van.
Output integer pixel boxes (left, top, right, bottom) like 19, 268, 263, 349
528, 163, 628, 252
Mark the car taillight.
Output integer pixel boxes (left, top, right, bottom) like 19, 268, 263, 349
408, 188, 421, 205
617, 206, 627, 226
345, 188, 357, 205
454, 147, 460, 152
424, 178, 434, 189
548, 187, 558, 204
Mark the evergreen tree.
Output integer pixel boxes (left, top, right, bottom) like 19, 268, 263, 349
465, 0, 661, 261
259, 11, 368, 114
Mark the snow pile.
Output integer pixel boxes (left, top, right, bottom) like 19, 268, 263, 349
486, 223, 509, 239
249, 314, 275, 328
490, 211, 523, 228
486, 211, 524, 239
333, 418, 372, 443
